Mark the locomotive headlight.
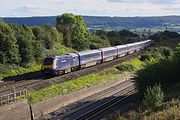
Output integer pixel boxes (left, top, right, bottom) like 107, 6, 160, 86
53, 59, 57, 70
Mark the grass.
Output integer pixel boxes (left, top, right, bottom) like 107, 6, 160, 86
25, 58, 144, 104
115, 58, 144, 72
0, 65, 41, 81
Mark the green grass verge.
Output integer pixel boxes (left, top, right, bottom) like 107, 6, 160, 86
27, 72, 114, 104
24, 58, 144, 104
0, 65, 41, 81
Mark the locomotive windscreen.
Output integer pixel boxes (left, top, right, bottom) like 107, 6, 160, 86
43, 58, 54, 65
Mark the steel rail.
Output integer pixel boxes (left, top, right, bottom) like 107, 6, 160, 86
60, 84, 136, 120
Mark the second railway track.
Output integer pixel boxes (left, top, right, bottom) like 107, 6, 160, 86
55, 82, 136, 120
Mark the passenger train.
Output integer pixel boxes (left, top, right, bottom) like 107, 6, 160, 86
41, 40, 152, 76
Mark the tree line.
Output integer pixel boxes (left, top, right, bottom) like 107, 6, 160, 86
0, 13, 141, 68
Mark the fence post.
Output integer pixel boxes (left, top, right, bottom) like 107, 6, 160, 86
13, 88, 16, 102
0, 96, 2, 106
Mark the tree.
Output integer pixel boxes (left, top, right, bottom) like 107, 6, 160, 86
32, 24, 63, 49
0, 21, 20, 64
143, 84, 164, 109
56, 13, 90, 50
56, 13, 76, 47
9, 24, 35, 67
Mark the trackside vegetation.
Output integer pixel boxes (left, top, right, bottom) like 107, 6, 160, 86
0, 65, 41, 80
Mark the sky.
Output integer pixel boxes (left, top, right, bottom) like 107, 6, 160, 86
0, 0, 180, 17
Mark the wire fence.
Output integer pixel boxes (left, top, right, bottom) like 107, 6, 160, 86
0, 89, 27, 106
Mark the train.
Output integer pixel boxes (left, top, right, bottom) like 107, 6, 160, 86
41, 40, 152, 76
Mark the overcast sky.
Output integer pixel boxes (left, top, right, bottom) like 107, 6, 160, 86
0, 0, 180, 17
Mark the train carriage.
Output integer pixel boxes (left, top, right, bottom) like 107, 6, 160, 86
127, 43, 137, 54
115, 45, 128, 57
100, 47, 117, 62
77, 50, 102, 68
134, 42, 142, 51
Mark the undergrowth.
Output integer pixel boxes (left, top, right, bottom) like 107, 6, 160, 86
0, 65, 41, 80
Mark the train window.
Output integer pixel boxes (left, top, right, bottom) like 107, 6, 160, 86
43, 58, 54, 65
84, 52, 100, 59
104, 50, 115, 55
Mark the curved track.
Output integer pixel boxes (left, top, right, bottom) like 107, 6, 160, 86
56, 81, 136, 120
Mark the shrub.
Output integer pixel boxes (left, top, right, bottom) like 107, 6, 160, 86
143, 84, 164, 109
116, 58, 143, 72
139, 53, 151, 61
116, 64, 134, 72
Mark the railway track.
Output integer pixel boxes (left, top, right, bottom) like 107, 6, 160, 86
39, 80, 133, 119
56, 82, 136, 120
0, 51, 141, 96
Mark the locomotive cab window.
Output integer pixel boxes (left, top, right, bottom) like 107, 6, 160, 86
43, 58, 54, 65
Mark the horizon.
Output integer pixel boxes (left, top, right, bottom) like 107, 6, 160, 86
0, 0, 180, 17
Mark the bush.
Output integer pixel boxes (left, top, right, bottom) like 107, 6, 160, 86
139, 53, 152, 61
116, 58, 144, 72
143, 84, 164, 109
116, 64, 134, 72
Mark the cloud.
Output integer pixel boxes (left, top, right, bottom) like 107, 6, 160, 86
0, 0, 179, 17
107, 0, 174, 4
13, 5, 43, 13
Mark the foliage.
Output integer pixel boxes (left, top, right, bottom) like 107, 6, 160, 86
112, 99, 180, 120
116, 58, 144, 72
150, 31, 180, 48
56, 13, 90, 50
0, 21, 20, 64
106, 30, 140, 46
9, 24, 36, 67
143, 84, 164, 109
89, 34, 110, 49
0, 65, 41, 80
112, 82, 180, 120
32, 24, 63, 49
116, 64, 134, 72
0, 19, 74, 68
139, 46, 173, 61
136, 44, 180, 92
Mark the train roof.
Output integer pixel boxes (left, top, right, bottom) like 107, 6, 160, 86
77, 49, 101, 56
126, 43, 136, 46
115, 44, 128, 49
100, 47, 117, 51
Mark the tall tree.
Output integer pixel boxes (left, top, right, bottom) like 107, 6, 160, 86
0, 21, 20, 64
56, 13, 90, 50
56, 13, 76, 47
9, 24, 36, 67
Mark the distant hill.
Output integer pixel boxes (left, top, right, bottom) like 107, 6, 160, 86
1, 16, 180, 30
